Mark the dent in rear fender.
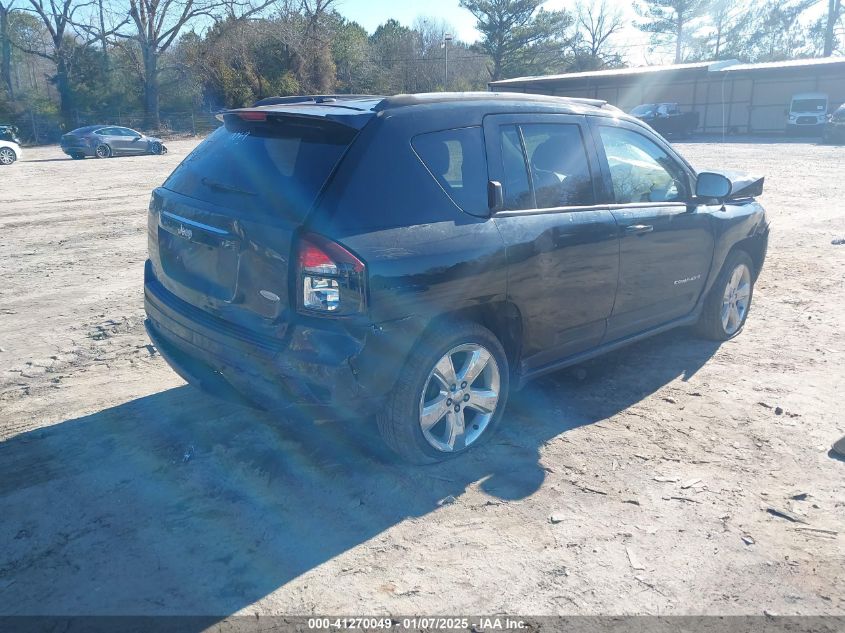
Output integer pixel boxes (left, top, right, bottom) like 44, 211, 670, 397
347, 315, 428, 395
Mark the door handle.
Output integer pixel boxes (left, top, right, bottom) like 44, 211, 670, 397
625, 224, 654, 235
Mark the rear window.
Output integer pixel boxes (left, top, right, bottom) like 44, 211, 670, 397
164, 116, 357, 221
412, 126, 488, 216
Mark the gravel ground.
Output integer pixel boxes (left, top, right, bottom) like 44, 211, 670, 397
0, 138, 843, 617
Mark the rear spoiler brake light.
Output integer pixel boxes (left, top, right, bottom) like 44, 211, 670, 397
215, 111, 267, 122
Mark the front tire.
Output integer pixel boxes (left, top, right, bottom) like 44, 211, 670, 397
95, 144, 111, 159
695, 250, 755, 341
0, 147, 16, 165
377, 321, 509, 464
150, 141, 164, 155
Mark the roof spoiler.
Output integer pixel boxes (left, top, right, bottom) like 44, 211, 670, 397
217, 106, 375, 130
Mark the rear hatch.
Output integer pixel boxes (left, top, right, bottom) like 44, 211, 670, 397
147, 105, 371, 337
61, 132, 86, 148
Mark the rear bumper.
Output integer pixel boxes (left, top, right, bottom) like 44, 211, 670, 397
60, 144, 93, 156
144, 261, 421, 417
786, 122, 825, 134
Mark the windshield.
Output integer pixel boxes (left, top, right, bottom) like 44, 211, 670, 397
791, 98, 827, 113
163, 116, 357, 222
630, 104, 656, 116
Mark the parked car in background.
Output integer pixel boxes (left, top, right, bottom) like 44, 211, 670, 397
0, 125, 21, 165
144, 92, 769, 463
60, 125, 167, 159
823, 102, 845, 143
629, 103, 700, 137
786, 92, 828, 135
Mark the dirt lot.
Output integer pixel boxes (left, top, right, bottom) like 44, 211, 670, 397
0, 138, 843, 617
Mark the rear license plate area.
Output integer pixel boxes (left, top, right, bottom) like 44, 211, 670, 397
158, 211, 239, 302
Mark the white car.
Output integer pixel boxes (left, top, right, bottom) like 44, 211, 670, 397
0, 139, 20, 165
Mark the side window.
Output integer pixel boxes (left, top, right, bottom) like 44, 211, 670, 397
598, 126, 689, 204
95, 127, 113, 135
498, 125, 532, 210
119, 128, 139, 137
412, 126, 487, 215
520, 123, 595, 208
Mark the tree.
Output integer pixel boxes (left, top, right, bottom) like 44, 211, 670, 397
459, 0, 573, 81
636, 0, 711, 64
118, 0, 274, 128
822, 0, 843, 55
0, 1, 16, 98
369, 18, 417, 92
715, 0, 815, 62
704, 0, 737, 58
16, 0, 107, 127
330, 15, 372, 93
570, 0, 623, 71
291, 0, 336, 93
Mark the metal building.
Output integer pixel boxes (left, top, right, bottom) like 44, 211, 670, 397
488, 57, 845, 134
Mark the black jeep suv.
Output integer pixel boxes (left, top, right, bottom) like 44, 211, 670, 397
144, 92, 769, 463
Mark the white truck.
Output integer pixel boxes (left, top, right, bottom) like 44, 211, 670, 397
786, 92, 829, 135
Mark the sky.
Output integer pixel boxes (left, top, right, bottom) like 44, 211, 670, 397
332, 0, 663, 66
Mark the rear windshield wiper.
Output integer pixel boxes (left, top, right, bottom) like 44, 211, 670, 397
201, 177, 256, 196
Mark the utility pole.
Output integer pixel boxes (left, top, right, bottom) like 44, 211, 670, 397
443, 33, 453, 91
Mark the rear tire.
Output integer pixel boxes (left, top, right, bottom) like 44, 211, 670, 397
95, 144, 111, 158
695, 250, 755, 341
377, 321, 509, 464
0, 147, 16, 165
71, 152, 85, 160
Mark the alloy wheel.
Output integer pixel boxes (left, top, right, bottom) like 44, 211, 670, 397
418, 343, 500, 453
721, 263, 751, 335
0, 148, 14, 165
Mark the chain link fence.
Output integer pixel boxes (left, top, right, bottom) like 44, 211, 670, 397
6, 110, 221, 145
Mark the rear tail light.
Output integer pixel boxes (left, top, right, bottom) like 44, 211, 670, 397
296, 233, 365, 315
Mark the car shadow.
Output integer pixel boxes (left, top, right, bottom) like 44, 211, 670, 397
0, 328, 718, 619
21, 157, 80, 163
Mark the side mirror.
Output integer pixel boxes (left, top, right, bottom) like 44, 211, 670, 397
488, 180, 504, 211
695, 172, 732, 201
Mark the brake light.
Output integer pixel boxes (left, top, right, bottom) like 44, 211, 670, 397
300, 242, 336, 273
297, 233, 365, 314
237, 111, 267, 122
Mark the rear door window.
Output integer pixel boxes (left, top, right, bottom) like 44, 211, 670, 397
520, 123, 595, 208
492, 121, 595, 211
163, 117, 357, 222
412, 126, 488, 216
